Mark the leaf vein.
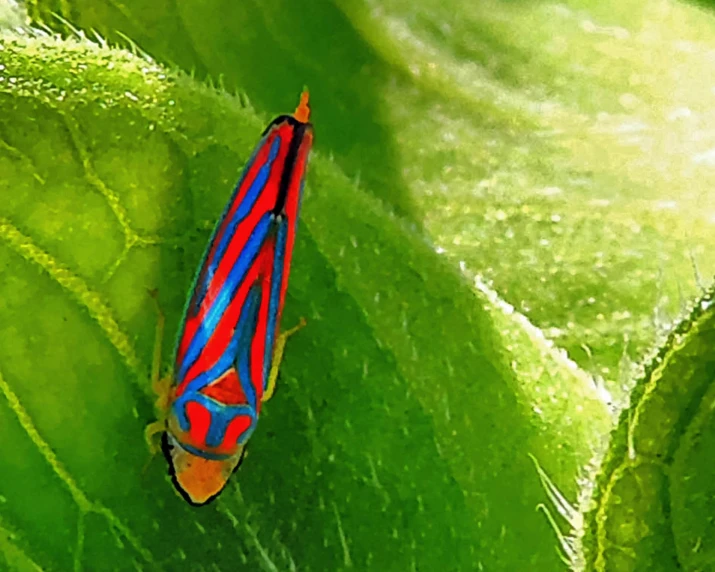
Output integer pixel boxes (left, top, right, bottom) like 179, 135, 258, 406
0, 132, 46, 185
0, 516, 43, 572
0, 217, 143, 380
60, 111, 140, 249
0, 367, 155, 567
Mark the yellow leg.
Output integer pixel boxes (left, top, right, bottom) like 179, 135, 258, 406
144, 420, 165, 455
144, 289, 173, 457
263, 317, 307, 403
143, 379, 172, 474
142, 418, 166, 476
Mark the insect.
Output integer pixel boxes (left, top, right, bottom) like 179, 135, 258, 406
146, 91, 313, 506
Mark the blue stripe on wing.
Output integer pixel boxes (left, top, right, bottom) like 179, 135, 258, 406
262, 215, 288, 390
210, 138, 282, 280
190, 136, 282, 314
178, 212, 273, 383
234, 284, 260, 412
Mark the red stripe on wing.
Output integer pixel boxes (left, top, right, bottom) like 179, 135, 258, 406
177, 232, 275, 396
185, 401, 211, 446
201, 369, 249, 406
277, 129, 314, 325
248, 129, 313, 406
199, 127, 282, 287
175, 122, 297, 373
250, 237, 276, 408
176, 205, 268, 385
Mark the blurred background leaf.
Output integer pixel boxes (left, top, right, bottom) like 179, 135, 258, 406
581, 285, 715, 571
0, 33, 610, 570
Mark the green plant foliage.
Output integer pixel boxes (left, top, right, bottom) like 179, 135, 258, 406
0, 34, 610, 570
28, 0, 715, 405
28, 0, 420, 222
581, 284, 715, 571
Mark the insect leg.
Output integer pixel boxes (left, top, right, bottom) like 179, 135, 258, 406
145, 289, 173, 453
144, 420, 165, 454
263, 317, 307, 402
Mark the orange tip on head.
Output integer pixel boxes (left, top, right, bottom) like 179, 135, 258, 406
294, 90, 311, 123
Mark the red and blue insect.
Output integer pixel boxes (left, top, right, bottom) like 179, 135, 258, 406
147, 92, 313, 506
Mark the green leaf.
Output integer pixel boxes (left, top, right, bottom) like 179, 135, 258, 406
28, 0, 421, 222
580, 283, 715, 570
0, 34, 609, 570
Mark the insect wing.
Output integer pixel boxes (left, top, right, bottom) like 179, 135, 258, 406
172, 110, 313, 446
